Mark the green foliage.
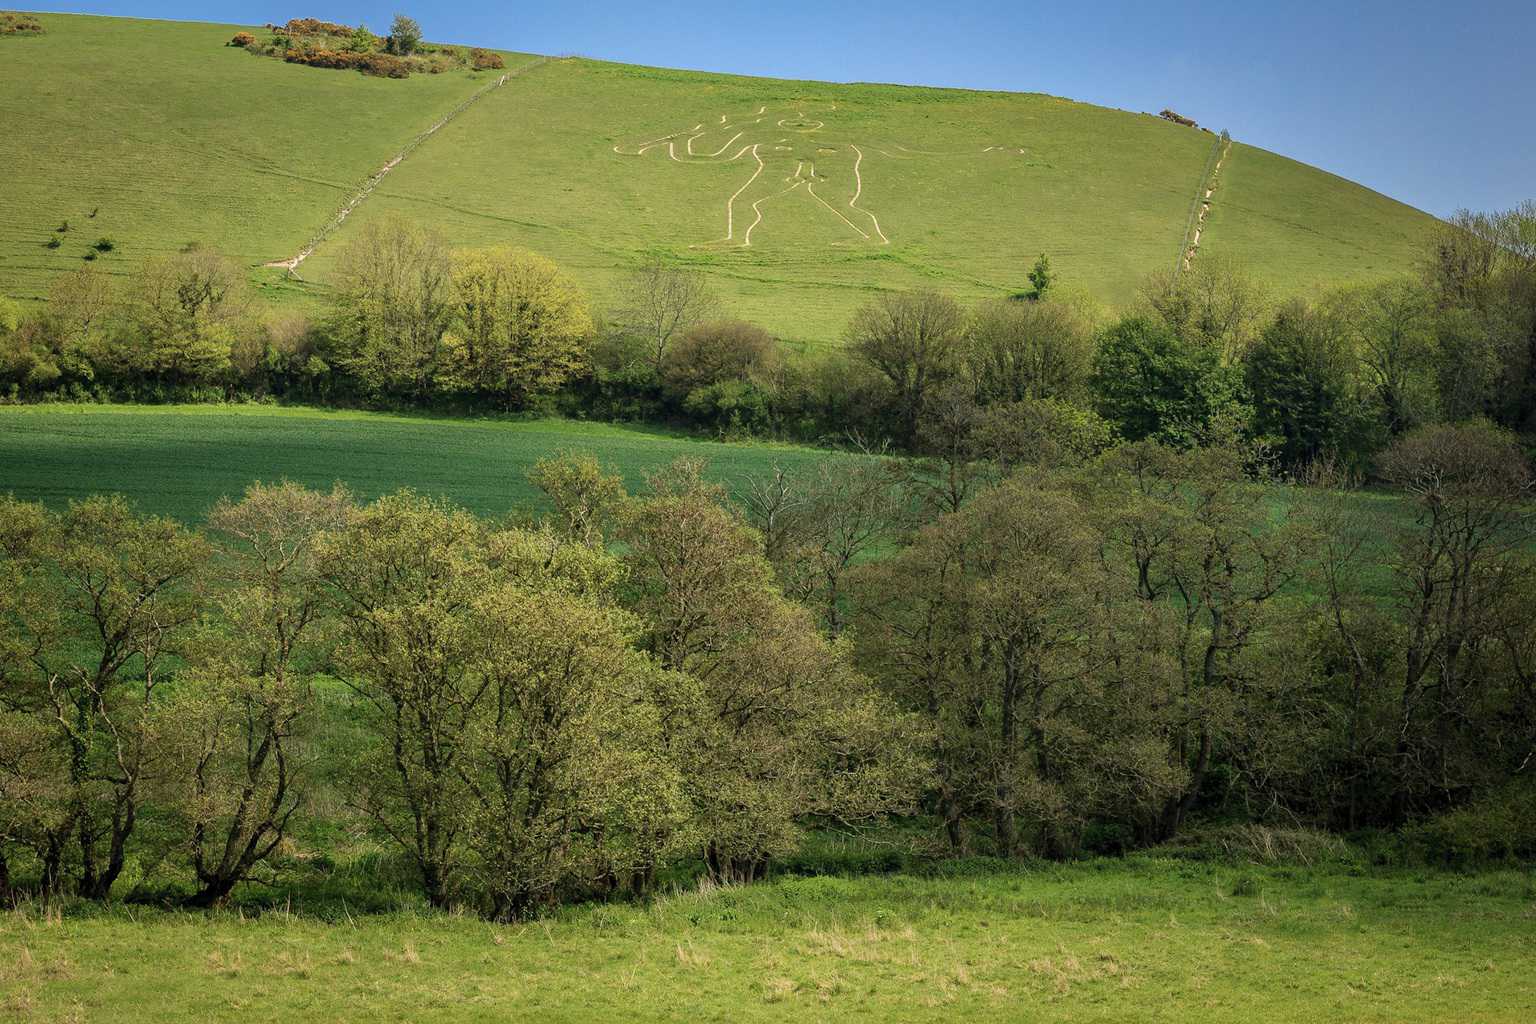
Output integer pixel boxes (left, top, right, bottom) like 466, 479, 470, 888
527, 450, 629, 547
169, 481, 354, 906
621, 461, 927, 880
1091, 315, 1248, 445
345, 24, 377, 54
0, 494, 211, 898
120, 247, 255, 387
973, 396, 1117, 470
387, 14, 422, 56
847, 289, 966, 447
1245, 301, 1382, 469
965, 297, 1095, 404
441, 246, 594, 405
1407, 786, 1536, 866
327, 216, 454, 401
1025, 252, 1054, 301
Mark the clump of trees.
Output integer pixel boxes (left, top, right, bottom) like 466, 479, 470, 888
0, 463, 924, 917
227, 15, 500, 78
6, 419, 1531, 913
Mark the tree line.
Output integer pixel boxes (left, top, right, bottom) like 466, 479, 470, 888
2, 414, 1533, 916
3, 201, 1533, 476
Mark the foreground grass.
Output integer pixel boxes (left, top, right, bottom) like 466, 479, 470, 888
2, 861, 1532, 1023
0, 403, 838, 521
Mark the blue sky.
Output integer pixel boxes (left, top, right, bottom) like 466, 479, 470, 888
28, 1, 1535, 217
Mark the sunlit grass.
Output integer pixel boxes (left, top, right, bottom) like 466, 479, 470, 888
2, 860, 1531, 1023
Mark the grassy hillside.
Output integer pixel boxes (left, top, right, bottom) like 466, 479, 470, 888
0, 404, 837, 521
1, 14, 1439, 345
4, 862, 1533, 1023
0, 15, 532, 308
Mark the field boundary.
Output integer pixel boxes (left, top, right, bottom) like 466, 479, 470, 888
266, 56, 564, 274
1174, 128, 1231, 277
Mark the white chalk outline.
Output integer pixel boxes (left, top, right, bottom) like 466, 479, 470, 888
614, 105, 1018, 248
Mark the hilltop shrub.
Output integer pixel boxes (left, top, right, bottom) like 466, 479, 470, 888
0, 13, 44, 35
470, 47, 505, 71
387, 14, 422, 56
227, 31, 257, 47
283, 18, 351, 38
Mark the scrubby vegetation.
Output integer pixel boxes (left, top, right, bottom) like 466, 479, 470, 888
224, 15, 507, 79
0, 12, 43, 36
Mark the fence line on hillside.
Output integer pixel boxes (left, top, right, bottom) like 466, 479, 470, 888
1173, 128, 1230, 279
269, 56, 565, 275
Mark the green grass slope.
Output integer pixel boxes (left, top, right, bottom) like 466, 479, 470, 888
1200, 142, 1438, 295
0, 404, 837, 521
4, 863, 1533, 1023
2, 14, 1440, 343
0, 15, 532, 307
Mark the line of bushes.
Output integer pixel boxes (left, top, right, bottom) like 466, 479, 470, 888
4, 200, 1536, 485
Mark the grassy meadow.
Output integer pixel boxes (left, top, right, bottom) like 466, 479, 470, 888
0, 404, 838, 521
1, 14, 1439, 345
3, 860, 1532, 1023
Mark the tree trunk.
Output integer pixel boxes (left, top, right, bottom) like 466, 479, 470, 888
186, 875, 239, 909
40, 833, 66, 900
421, 857, 449, 909
994, 655, 1019, 856
1162, 727, 1211, 839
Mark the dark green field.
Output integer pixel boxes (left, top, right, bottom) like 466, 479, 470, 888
0, 404, 838, 521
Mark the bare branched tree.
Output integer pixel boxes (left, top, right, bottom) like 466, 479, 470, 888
615, 256, 717, 369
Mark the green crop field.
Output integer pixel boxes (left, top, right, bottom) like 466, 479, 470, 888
0, 404, 839, 521
4, 861, 1533, 1023
2, 14, 1439, 345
